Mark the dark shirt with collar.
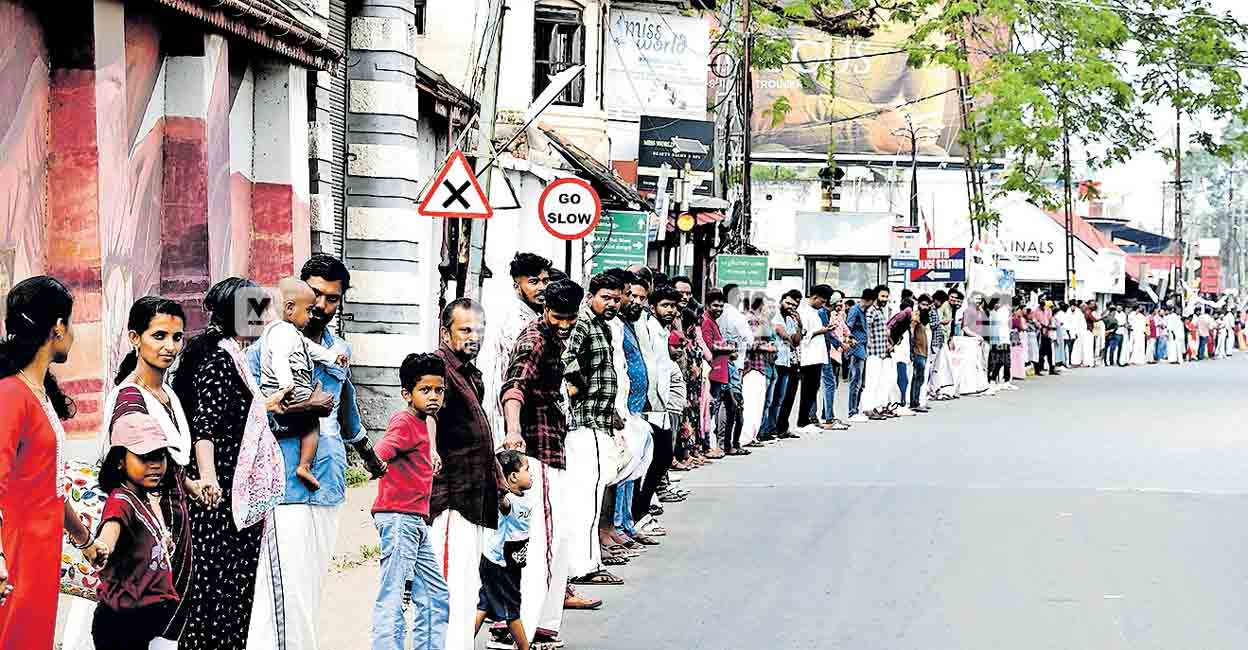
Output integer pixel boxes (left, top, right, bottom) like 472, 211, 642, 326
846, 304, 868, 360
501, 320, 569, 469
430, 344, 498, 529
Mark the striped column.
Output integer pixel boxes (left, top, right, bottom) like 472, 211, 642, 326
345, 0, 444, 432
310, 69, 337, 255
250, 59, 312, 285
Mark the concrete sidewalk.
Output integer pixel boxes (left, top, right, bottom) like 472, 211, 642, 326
55, 481, 384, 649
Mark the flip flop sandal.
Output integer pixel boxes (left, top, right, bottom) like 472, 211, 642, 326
602, 555, 629, 566
571, 570, 625, 586
644, 526, 669, 535
830, 421, 851, 431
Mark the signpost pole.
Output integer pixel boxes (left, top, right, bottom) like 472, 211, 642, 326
464, 0, 505, 300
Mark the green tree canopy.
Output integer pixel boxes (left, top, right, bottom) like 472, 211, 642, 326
718, 0, 1248, 225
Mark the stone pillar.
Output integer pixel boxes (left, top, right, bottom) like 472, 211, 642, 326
45, 1, 106, 435
227, 62, 255, 278
161, 34, 223, 330
250, 59, 312, 286
346, 0, 440, 432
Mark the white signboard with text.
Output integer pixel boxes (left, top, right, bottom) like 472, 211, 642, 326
605, 9, 710, 124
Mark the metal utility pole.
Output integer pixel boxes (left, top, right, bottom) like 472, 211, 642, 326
955, 41, 987, 242
464, 0, 505, 299
1061, 122, 1076, 299
1174, 104, 1185, 311
1227, 171, 1235, 291
739, 0, 753, 244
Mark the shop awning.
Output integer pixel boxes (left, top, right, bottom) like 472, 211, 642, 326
539, 127, 651, 210
1043, 209, 1138, 281
1105, 224, 1174, 254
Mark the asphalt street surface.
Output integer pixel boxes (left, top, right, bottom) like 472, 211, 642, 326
562, 357, 1248, 650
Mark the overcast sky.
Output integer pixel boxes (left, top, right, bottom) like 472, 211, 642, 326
1096, 0, 1248, 232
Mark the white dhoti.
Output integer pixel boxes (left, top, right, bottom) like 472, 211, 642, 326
952, 338, 988, 395
428, 509, 487, 650
247, 503, 342, 650
60, 598, 96, 650
520, 459, 570, 638
1168, 331, 1181, 363
739, 370, 767, 447
860, 355, 889, 412
564, 427, 615, 578
927, 347, 955, 397
1079, 331, 1094, 367
1130, 332, 1147, 365
618, 416, 653, 484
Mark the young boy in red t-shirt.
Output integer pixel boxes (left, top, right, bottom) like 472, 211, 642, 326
370, 353, 449, 650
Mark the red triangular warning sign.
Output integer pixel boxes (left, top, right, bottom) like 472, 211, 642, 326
417, 149, 493, 218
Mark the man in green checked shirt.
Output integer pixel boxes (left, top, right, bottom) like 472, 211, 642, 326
561, 271, 627, 589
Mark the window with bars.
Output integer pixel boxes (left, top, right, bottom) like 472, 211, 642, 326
533, 6, 585, 106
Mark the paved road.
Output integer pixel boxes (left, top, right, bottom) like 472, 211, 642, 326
562, 357, 1248, 650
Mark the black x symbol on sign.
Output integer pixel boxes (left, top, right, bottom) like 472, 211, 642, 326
441, 180, 472, 209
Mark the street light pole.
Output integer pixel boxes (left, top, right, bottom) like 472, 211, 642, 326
891, 114, 934, 229
910, 120, 919, 228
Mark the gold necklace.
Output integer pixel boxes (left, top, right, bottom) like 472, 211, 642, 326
17, 368, 47, 401
131, 373, 170, 406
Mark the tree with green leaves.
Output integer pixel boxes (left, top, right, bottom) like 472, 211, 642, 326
717, 0, 1248, 229
1182, 119, 1248, 289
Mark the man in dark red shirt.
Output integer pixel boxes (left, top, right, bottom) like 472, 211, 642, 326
701, 288, 740, 456
499, 279, 598, 643
429, 298, 496, 650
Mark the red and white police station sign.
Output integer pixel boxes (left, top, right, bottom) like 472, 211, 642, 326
538, 178, 601, 240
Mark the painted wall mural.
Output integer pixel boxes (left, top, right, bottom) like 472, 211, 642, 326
0, 0, 310, 437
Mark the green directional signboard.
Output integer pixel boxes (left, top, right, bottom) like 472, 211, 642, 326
590, 210, 649, 274
715, 254, 769, 290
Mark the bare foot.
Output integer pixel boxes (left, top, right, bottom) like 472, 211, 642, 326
296, 465, 321, 491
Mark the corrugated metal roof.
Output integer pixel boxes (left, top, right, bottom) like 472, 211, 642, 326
540, 126, 651, 209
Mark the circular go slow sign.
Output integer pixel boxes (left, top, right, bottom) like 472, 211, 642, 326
539, 178, 601, 240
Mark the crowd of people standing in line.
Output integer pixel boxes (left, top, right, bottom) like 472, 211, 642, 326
1, 256, 381, 650
2, 250, 1245, 650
